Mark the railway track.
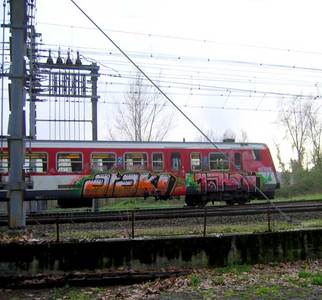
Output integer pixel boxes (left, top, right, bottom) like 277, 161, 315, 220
0, 200, 322, 226
0, 269, 191, 289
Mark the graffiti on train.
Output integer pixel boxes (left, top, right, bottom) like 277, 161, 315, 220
82, 172, 177, 198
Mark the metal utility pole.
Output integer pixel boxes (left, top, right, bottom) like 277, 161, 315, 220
25, 0, 41, 140
28, 25, 36, 139
91, 63, 98, 141
8, 0, 27, 229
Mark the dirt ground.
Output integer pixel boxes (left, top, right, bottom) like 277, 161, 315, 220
1, 259, 322, 299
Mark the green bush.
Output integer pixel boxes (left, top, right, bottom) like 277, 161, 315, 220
190, 273, 202, 287
311, 274, 322, 286
298, 271, 311, 279
277, 164, 322, 198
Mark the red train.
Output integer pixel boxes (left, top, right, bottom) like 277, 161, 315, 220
0, 140, 279, 207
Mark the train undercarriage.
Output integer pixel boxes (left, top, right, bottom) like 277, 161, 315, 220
184, 190, 275, 207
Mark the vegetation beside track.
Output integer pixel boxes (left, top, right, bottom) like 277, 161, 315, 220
100, 194, 322, 210
276, 161, 322, 199
100, 197, 186, 210
3, 210, 320, 241
2, 260, 322, 299
41, 193, 322, 215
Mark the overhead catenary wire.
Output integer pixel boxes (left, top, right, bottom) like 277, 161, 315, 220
99, 71, 321, 89
69, 0, 298, 226
3, 42, 321, 97
3, 30, 322, 87
69, 0, 217, 147
98, 79, 320, 99
98, 100, 308, 114
35, 42, 322, 75
38, 21, 322, 57
22, 39, 322, 91
1, 83, 319, 114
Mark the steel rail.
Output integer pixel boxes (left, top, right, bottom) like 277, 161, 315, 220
0, 200, 321, 225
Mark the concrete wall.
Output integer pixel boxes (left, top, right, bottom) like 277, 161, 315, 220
0, 229, 322, 277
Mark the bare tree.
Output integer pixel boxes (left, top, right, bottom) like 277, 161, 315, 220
110, 73, 173, 141
279, 97, 312, 168
275, 143, 286, 172
275, 143, 291, 185
194, 129, 219, 142
237, 129, 248, 143
307, 104, 322, 166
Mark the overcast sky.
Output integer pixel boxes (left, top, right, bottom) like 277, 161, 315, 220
2, 0, 322, 168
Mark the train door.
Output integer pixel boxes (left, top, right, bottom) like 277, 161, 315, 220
171, 152, 181, 172
234, 152, 242, 171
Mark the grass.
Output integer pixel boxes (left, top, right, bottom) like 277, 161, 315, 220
255, 285, 280, 297
300, 271, 322, 286
190, 273, 202, 287
4, 262, 322, 300
223, 284, 295, 299
100, 197, 185, 210
274, 193, 322, 202
40, 197, 186, 214
45, 217, 322, 241
215, 263, 252, 275
27, 192, 322, 241
298, 270, 311, 279
101, 193, 322, 210
52, 223, 263, 240
42, 193, 322, 214
287, 270, 322, 287
49, 288, 98, 300
88, 194, 322, 211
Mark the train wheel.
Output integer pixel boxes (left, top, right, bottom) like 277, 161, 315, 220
198, 196, 208, 207
185, 195, 197, 207
265, 191, 275, 199
237, 199, 247, 205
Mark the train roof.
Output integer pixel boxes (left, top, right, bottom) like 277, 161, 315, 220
0, 139, 268, 150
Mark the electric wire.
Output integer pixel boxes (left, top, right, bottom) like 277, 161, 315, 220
26, 40, 322, 87
38, 21, 322, 57
69, 0, 296, 225
37, 42, 322, 74
21, 44, 322, 101
69, 0, 219, 146
98, 78, 320, 99
97, 100, 296, 114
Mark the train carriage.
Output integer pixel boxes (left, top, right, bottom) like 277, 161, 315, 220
0, 140, 279, 207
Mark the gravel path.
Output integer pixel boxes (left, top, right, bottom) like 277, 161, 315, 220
1, 210, 320, 241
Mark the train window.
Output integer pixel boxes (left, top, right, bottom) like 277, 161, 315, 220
91, 153, 116, 171
191, 153, 201, 171
209, 153, 229, 170
253, 149, 261, 161
124, 153, 147, 170
234, 153, 242, 170
0, 152, 8, 173
24, 153, 48, 173
152, 153, 164, 171
171, 152, 181, 171
57, 153, 83, 172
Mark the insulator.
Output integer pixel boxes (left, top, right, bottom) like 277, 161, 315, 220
75, 51, 82, 66
66, 51, 73, 65
56, 50, 63, 65
46, 49, 54, 64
